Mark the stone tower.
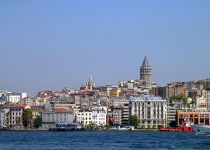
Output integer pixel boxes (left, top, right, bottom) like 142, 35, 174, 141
86, 76, 95, 90
140, 56, 152, 84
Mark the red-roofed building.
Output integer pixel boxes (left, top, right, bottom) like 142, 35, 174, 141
8, 104, 30, 127
31, 108, 46, 119
41, 108, 73, 126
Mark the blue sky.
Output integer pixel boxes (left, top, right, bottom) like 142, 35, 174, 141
0, 0, 210, 96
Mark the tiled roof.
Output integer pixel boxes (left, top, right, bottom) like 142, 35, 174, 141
32, 109, 46, 113
54, 108, 72, 113
10, 104, 27, 108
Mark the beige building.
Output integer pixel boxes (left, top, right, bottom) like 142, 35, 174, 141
129, 95, 167, 128
75, 110, 92, 126
110, 88, 121, 97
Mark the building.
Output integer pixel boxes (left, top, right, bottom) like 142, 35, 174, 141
111, 106, 122, 127
121, 103, 129, 127
177, 111, 210, 126
107, 99, 129, 127
110, 88, 121, 97
3, 92, 21, 103
140, 56, 152, 85
195, 96, 207, 110
0, 90, 8, 102
41, 102, 73, 126
129, 95, 167, 128
206, 87, 210, 111
91, 108, 106, 127
75, 109, 92, 126
8, 104, 28, 127
167, 105, 176, 125
0, 108, 9, 128
101, 85, 117, 97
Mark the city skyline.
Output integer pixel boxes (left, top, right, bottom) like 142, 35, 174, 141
1, 1, 210, 96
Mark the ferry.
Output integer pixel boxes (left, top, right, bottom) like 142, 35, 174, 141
191, 124, 210, 135
49, 122, 84, 131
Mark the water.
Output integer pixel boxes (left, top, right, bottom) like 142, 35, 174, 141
0, 131, 209, 150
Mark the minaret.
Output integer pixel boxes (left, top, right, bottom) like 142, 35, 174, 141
140, 56, 152, 84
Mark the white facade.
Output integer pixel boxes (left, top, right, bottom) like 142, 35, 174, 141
21, 93, 27, 99
76, 110, 92, 125
196, 96, 207, 108
129, 95, 167, 128
92, 105, 107, 113
42, 103, 73, 124
5, 93, 21, 103
42, 112, 73, 123
0, 112, 4, 126
113, 99, 129, 106
92, 109, 106, 126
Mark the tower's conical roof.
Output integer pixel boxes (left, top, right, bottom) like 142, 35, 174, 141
142, 56, 150, 67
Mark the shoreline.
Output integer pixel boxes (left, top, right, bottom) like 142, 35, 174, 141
1, 129, 160, 132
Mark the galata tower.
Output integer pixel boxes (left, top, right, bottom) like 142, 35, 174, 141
140, 56, 152, 84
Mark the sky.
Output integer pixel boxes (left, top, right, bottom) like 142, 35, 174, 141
0, 0, 210, 96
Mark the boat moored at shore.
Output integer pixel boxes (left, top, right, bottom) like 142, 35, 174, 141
191, 124, 210, 135
159, 118, 194, 132
49, 122, 84, 131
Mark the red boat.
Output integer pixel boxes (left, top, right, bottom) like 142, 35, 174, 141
160, 119, 194, 132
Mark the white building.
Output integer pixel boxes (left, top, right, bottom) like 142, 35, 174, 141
20, 93, 27, 99
92, 108, 106, 127
196, 96, 207, 108
129, 95, 167, 129
76, 110, 92, 126
42, 102, 73, 125
113, 99, 129, 106
5, 92, 21, 103
0, 90, 7, 98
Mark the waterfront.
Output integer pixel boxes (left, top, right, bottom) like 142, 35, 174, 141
0, 131, 209, 150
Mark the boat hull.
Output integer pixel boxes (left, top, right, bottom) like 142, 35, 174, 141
191, 125, 210, 135
159, 127, 194, 132
49, 127, 85, 131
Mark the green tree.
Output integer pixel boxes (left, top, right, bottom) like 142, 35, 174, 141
22, 109, 32, 128
34, 115, 42, 128
103, 124, 111, 130
169, 121, 177, 128
129, 115, 139, 129
170, 94, 188, 107
16, 117, 21, 125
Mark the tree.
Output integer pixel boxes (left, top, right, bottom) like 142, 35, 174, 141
170, 94, 188, 107
16, 117, 21, 125
103, 124, 111, 130
129, 115, 139, 129
22, 109, 32, 128
169, 121, 177, 128
34, 115, 42, 129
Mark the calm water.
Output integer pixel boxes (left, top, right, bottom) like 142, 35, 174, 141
0, 131, 209, 150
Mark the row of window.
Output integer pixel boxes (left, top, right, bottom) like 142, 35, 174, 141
11, 109, 21, 111
78, 117, 105, 120
77, 113, 91, 116
11, 112, 21, 115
